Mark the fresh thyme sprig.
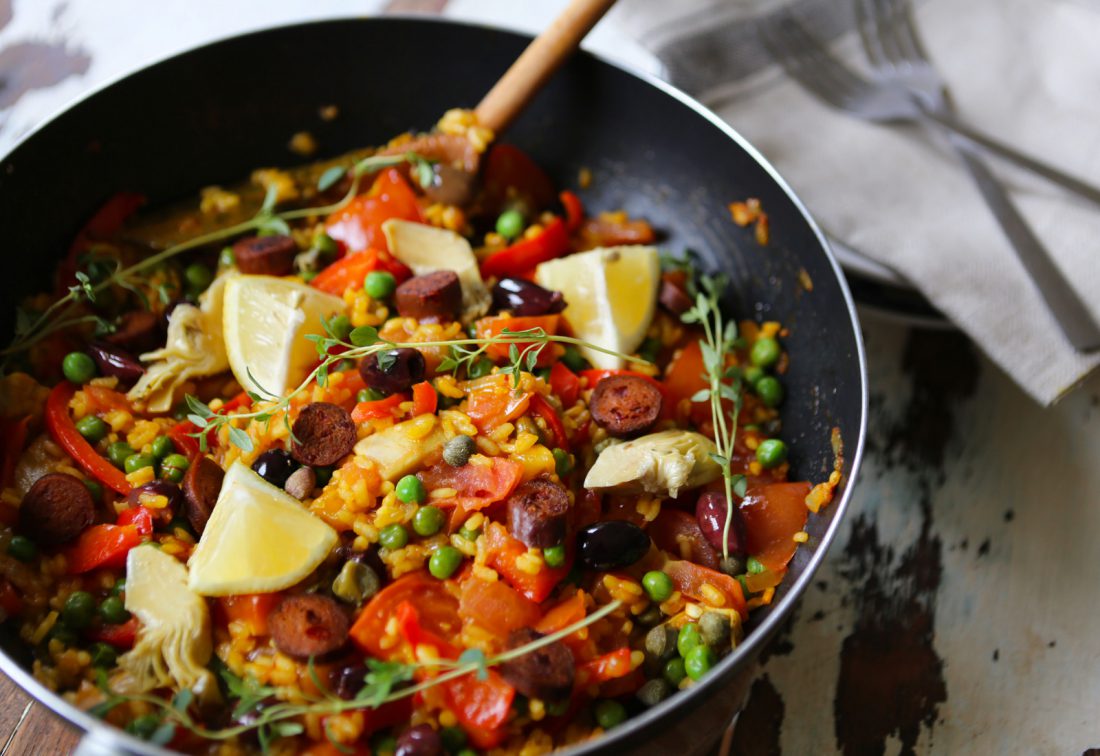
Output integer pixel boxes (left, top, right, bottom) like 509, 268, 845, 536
90, 600, 623, 752
188, 318, 649, 453
1, 152, 430, 362
681, 274, 746, 561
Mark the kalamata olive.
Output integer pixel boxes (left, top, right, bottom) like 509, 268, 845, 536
126, 481, 183, 512
251, 448, 297, 488
695, 491, 747, 555
395, 723, 443, 756
576, 520, 650, 571
88, 342, 144, 383
331, 663, 367, 700
358, 348, 426, 396
491, 277, 566, 317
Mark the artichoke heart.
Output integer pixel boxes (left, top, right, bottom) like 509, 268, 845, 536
353, 415, 446, 480
127, 273, 231, 413
115, 545, 217, 702
583, 429, 722, 498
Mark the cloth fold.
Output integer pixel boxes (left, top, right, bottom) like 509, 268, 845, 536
615, 0, 1100, 405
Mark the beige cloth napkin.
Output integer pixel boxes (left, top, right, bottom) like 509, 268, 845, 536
615, 0, 1100, 405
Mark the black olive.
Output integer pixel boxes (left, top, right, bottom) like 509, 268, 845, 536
87, 342, 144, 384
331, 663, 368, 700
491, 277, 566, 317
576, 521, 651, 571
395, 724, 443, 756
358, 348, 426, 396
696, 491, 747, 555
251, 449, 297, 488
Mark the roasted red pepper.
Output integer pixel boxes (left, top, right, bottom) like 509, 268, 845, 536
548, 361, 581, 408
310, 247, 412, 296
87, 616, 139, 649
325, 169, 423, 254
480, 218, 570, 279
45, 382, 131, 495
410, 381, 438, 417
560, 190, 585, 232
528, 393, 569, 451
484, 522, 571, 603
64, 523, 144, 574
116, 506, 154, 536
57, 192, 145, 293
350, 392, 406, 422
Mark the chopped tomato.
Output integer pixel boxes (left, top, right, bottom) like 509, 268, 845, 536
650, 508, 719, 569
418, 457, 523, 522
535, 590, 590, 655
86, 616, 139, 649
0, 415, 30, 490
548, 362, 580, 407
560, 190, 585, 232
740, 481, 812, 573
350, 392, 407, 423
474, 314, 561, 367
45, 382, 131, 495
480, 218, 571, 280
82, 385, 132, 414
219, 594, 281, 637
484, 522, 570, 603
411, 381, 437, 417
116, 506, 154, 536
64, 523, 144, 574
350, 572, 460, 657
481, 144, 557, 215
577, 647, 633, 685
310, 247, 412, 296
662, 339, 707, 417
458, 575, 541, 637
325, 169, 422, 254
663, 559, 747, 618
463, 374, 532, 433
528, 393, 568, 451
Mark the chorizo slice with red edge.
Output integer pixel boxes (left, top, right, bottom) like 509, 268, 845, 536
268, 594, 350, 658
291, 402, 356, 467
506, 476, 570, 549
393, 270, 462, 322
183, 456, 225, 535
20, 473, 95, 546
589, 374, 663, 438
232, 235, 298, 276
498, 627, 574, 701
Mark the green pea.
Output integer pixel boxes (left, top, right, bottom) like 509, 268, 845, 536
412, 505, 444, 536
638, 336, 662, 363
62, 591, 96, 630
364, 271, 397, 300
160, 453, 190, 483
314, 467, 334, 488
98, 595, 131, 625
458, 526, 481, 542
677, 623, 702, 658
428, 546, 463, 579
560, 345, 587, 372
62, 352, 97, 384
124, 453, 157, 475
7, 536, 37, 562
742, 365, 764, 386
89, 641, 118, 668
747, 557, 766, 575
755, 439, 788, 469
750, 337, 781, 368
184, 263, 213, 291
468, 356, 494, 379
663, 657, 687, 686
684, 645, 717, 681
396, 475, 427, 505
593, 699, 627, 729
378, 524, 409, 550
641, 571, 674, 603
440, 725, 467, 752
754, 376, 784, 408
443, 435, 477, 467
495, 209, 525, 240
107, 442, 135, 468
75, 415, 108, 444
84, 478, 103, 502
552, 448, 573, 477
219, 246, 236, 268
543, 544, 566, 568
314, 231, 339, 257
328, 314, 352, 342
150, 435, 175, 460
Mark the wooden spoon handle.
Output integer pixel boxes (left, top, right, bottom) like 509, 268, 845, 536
475, 0, 618, 135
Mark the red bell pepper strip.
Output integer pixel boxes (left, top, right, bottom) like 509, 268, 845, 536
527, 393, 569, 451
64, 523, 143, 574
548, 362, 580, 408
577, 647, 634, 686
350, 392, 406, 423
116, 506, 154, 536
410, 381, 438, 417
560, 190, 585, 232
57, 192, 146, 293
310, 247, 412, 296
45, 382, 131, 495
167, 421, 201, 459
87, 616, 139, 649
484, 522, 571, 603
480, 218, 570, 279
0, 415, 30, 490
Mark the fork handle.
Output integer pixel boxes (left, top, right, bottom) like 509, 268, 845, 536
921, 109, 1100, 209
941, 132, 1100, 351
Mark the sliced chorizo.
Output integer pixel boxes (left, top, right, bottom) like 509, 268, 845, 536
183, 456, 224, 535
393, 270, 462, 322
506, 476, 570, 549
232, 235, 298, 276
268, 594, 350, 658
291, 403, 356, 467
589, 375, 663, 437
497, 627, 574, 701
19, 473, 94, 546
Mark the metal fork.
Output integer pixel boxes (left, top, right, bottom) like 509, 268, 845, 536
760, 11, 1100, 351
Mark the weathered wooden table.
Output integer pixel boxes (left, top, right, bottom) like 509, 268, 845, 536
1, 2, 1097, 754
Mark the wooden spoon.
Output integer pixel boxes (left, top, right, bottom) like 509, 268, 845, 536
475, 0, 619, 135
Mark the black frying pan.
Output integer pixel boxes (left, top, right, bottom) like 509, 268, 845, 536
0, 17, 867, 756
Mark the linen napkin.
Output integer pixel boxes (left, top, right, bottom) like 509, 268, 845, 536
614, 0, 1100, 405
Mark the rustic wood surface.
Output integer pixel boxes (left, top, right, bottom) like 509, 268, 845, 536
0, 1, 1097, 754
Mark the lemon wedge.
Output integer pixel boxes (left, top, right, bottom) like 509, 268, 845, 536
222, 274, 346, 396
535, 246, 659, 370
188, 461, 338, 596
